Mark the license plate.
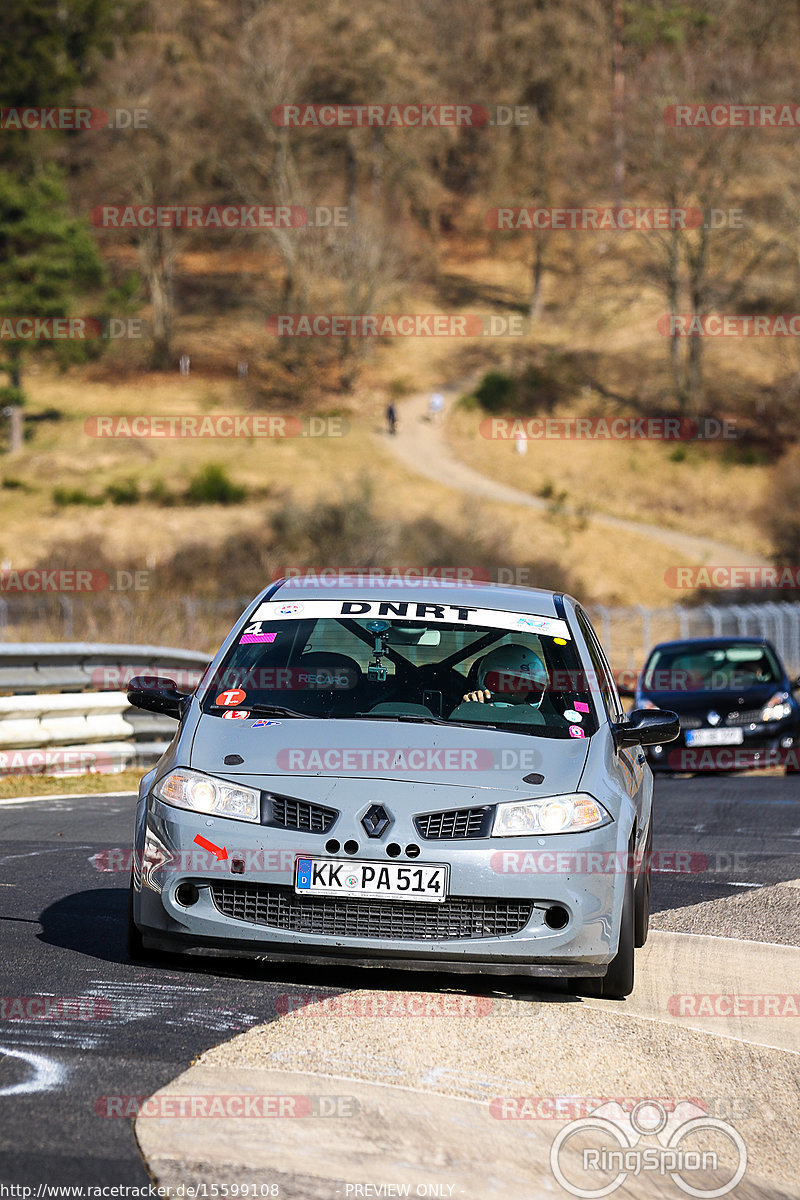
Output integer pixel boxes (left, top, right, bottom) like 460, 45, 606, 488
685, 727, 744, 746
295, 857, 448, 903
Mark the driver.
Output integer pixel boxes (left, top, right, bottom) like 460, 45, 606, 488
462, 643, 548, 706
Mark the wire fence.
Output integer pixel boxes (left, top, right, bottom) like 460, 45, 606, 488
1, 594, 799, 674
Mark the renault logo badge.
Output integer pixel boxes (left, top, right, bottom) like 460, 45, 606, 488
362, 804, 391, 838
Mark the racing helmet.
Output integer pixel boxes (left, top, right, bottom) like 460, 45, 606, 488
477, 643, 548, 704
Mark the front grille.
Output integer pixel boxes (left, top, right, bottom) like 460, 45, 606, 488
414, 806, 492, 839
725, 708, 764, 726
210, 882, 532, 940
268, 795, 338, 833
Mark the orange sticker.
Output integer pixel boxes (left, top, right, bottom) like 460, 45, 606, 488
216, 688, 247, 707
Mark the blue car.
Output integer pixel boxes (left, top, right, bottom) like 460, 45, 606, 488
630, 636, 800, 774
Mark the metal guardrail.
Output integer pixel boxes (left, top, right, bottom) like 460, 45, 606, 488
588, 602, 800, 673
0, 644, 209, 778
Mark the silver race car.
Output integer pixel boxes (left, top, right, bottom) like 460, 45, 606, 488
126, 579, 678, 997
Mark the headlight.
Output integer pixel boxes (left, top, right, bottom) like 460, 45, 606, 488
153, 768, 261, 823
761, 692, 792, 722
491, 793, 611, 837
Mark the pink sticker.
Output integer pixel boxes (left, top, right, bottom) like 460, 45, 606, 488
222, 708, 250, 720
574, 702, 590, 713
569, 725, 586, 738
240, 632, 278, 644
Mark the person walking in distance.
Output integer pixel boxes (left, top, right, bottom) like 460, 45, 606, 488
429, 392, 445, 423
386, 402, 398, 435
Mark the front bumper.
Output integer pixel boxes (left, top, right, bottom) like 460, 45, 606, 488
647, 720, 798, 772
131, 794, 633, 977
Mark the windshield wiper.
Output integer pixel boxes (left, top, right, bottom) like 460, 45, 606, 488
210, 703, 315, 719
348, 713, 506, 730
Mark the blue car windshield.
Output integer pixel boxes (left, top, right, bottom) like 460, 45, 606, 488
203, 605, 599, 739
643, 643, 781, 693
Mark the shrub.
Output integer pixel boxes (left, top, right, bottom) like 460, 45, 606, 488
52, 486, 103, 507
105, 479, 140, 505
185, 463, 247, 505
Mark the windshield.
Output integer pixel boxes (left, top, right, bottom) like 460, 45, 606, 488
202, 598, 598, 738
643, 643, 781, 693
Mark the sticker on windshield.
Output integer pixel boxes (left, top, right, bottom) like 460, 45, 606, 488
222, 709, 250, 720
569, 725, 586, 738
252, 599, 571, 640
564, 709, 582, 722
574, 701, 590, 713
216, 688, 247, 707
239, 621, 278, 644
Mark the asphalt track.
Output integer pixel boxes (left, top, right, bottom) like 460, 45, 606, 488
0, 774, 797, 1187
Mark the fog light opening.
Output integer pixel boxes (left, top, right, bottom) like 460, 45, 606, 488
544, 904, 569, 930
175, 882, 200, 908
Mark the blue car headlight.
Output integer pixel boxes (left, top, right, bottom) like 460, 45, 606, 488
491, 793, 612, 837
760, 692, 792, 722
153, 768, 260, 823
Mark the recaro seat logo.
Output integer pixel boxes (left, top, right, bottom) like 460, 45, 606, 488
549, 1099, 747, 1198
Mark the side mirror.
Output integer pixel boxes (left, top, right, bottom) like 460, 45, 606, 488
126, 675, 190, 720
613, 708, 679, 748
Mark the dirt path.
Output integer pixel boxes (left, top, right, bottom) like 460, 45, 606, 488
384, 389, 766, 566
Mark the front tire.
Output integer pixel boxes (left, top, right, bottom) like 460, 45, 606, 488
568, 870, 635, 1000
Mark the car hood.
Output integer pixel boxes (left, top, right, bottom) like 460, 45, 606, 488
188, 713, 590, 800
637, 684, 781, 716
